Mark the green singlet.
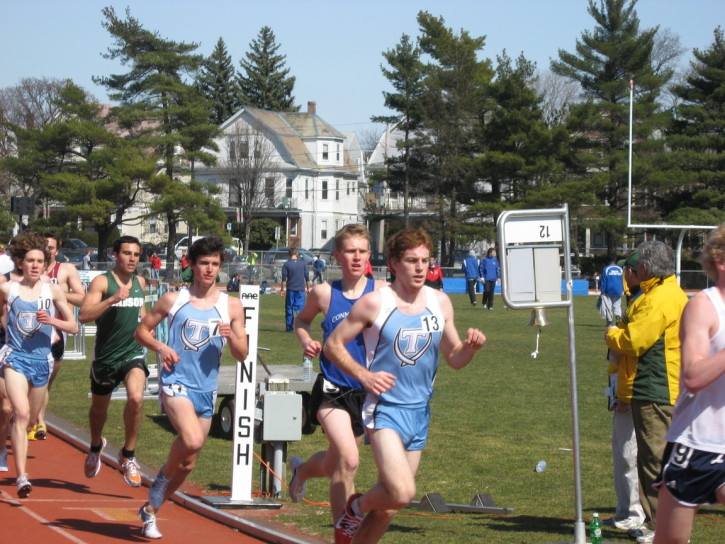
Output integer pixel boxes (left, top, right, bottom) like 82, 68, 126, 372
94, 272, 145, 366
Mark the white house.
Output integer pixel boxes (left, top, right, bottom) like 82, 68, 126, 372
195, 101, 364, 250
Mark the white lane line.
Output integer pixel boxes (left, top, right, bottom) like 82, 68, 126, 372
0, 489, 90, 544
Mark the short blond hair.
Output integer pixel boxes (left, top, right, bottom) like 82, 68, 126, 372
702, 222, 725, 283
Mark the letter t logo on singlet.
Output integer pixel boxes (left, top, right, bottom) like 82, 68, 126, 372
181, 317, 212, 351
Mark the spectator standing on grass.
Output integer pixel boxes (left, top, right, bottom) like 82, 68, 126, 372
28, 232, 85, 442
134, 236, 247, 539
150, 252, 161, 281
605, 241, 688, 544
603, 251, 646, 532
324, 228, 486, 544
462, 249, 479, 306
313, 253, 326, 284
290, 224, 387, 524
81, 249, 93, 270
600, 258, 624, 326
479, 248, 499, 310
0, 232, 77, 498
280, 248, 311, 332
79, 236, 148, 489
226, 273, 240, 293
425, 255, 444, 290
652, 223, 725, 544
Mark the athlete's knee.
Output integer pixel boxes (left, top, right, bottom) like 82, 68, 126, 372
384, 479, 416, 509
180, 432, 206, 455
337, 449, 360, 476
125, 389, 145, 410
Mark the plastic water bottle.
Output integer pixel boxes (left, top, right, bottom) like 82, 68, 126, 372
535, 460, 547, 472
303, 358, 313, 382
590, 512, 602, 544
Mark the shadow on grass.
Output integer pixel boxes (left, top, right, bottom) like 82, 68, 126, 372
146, 414, 175, 434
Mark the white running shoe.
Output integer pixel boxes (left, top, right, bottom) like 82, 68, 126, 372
288, 456, 307, 502
138, 504, 162, 539
84, 437, 107, 478
17, 474, 32, 498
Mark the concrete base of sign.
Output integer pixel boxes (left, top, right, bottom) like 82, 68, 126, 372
199, 495, 282, 509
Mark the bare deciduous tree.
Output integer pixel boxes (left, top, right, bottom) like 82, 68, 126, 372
222, 121, 281, 253
531, 70, 581, 127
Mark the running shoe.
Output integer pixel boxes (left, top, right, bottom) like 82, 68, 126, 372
149, 467, 171, 510
118, 453, 142, 487
0, 447, 8, 472
334, 493, 363, 544
138, 504, 162, 539
288, 456, 307, 502
34, 423, 47, 440
27, 424, 38, 441
17, 474, 32, 498
84, 437, 107, 478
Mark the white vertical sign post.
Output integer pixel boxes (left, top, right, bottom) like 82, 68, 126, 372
497, 204, 586, 544
230, 285, 259, 502
202, 285, 278, 508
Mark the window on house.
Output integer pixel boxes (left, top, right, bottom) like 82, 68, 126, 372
336, 144, 340, 161
228, 179, 239, 207
322, 144, 329, 160
321, 220, 327, 241
149, 222, 157, 235
265, 177, 275, 204
336, 180, 340, 200
290, 219, 297, 236
286, 178, 293, 199
321, 180, 328, 199
346, 182, 350, 196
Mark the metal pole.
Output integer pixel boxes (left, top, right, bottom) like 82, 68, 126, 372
627, 79, 634, 227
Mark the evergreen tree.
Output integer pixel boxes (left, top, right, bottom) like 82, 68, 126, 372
551, 0, 677, 256
197, 37, 240, 125
415, 11, 493, 265
237, 26, 298, 111
2, 83, 158, 259
372, 33, 424, 226
94, 6, 223, 276
654, 27, 725, 226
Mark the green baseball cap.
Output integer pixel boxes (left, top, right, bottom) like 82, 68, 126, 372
621, 251, 639, 269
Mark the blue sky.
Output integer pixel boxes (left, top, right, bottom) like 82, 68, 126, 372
2, 1, 722, 138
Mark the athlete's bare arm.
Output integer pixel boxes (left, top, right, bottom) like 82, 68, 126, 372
134, 291, 181, 372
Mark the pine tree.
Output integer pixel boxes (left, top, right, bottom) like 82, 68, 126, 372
197, 37, 240, 125
372, 33, 424, 226
237, 26, 298, 111
655, 27, 725, 226
95, 6, 224, 276
551, 0, 676, 256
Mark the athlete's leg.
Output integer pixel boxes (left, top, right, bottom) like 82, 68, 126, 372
651, 486, 696, 544
88, 392, 112, 447
149, 394, 212, 513
351, 428, 422, 544
36, 359, 61, 432
122, 367, 147, 451
4, 368, 32, 477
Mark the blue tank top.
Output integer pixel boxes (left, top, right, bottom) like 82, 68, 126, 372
319, 278, 376, 389
5, 281, 55, 360
363, 286, 444, 407
162, 289, 230, 393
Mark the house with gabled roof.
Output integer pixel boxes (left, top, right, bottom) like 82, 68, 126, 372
193, 101, 366, 250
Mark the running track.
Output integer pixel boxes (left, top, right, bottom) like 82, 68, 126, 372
0, 414, 326, 544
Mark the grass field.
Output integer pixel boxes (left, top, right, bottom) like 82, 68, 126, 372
49, 290, 725, 543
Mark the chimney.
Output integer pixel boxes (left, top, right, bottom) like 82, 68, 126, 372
307, 101, 317, 115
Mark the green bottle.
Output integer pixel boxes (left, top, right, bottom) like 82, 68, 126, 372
590, 512, 602, 544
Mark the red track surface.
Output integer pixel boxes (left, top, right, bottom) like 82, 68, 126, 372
0, 418, 324, 544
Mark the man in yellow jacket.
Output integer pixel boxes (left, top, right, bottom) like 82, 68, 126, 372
606, 241, 688, 544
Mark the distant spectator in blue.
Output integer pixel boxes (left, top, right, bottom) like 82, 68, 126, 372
479, 247, 500, 310
312, 254, 326, 284
280, 248, 311, 332
227, 273, 240, 293
599, 258, 624, 326
462, 249, 480, 306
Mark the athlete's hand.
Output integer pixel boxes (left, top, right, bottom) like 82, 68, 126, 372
36, 310, 52, 324
462, 328, 486, 351
158, 345, 181, 372
302, 339, 322, 359
113, 285, 130, 303
216, 322, 232, 338
362, 371, 396, 396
